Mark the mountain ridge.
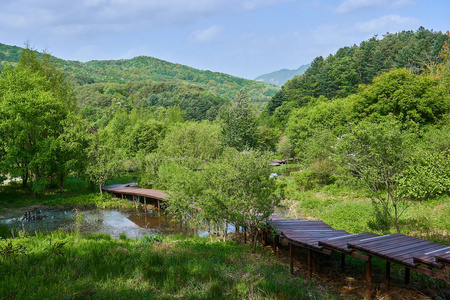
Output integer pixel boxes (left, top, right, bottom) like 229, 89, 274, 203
254, 64, 310, 86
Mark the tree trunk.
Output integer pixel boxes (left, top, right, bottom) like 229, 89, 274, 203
59, 173, 64, 194
22, 168, 28, 188
99, 184, 103, 196
252, 227, 258, 252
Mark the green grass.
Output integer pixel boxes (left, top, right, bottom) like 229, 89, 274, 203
0, 233, 338, 299
0, 176, 136, 210
279, 176, 450, 245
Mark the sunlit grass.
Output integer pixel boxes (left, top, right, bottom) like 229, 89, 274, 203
0, 233, 339, 299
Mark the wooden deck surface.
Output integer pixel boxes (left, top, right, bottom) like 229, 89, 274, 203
102, 183, 167, 201
269, 216, 449, 298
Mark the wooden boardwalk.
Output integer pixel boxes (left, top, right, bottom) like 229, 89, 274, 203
102, 183, 167, 215
102, 184, 449, 298
268, 218, 450, 299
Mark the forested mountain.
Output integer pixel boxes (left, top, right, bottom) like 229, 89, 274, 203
264, 27, 450, 117
0, 42, 279, 122
254, 64, 310, 86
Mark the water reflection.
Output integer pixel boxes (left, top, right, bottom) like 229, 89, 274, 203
0, 208, 200, 239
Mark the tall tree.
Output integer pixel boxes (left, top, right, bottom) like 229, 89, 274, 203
218, 90, 258, 151
0, 47, 76, 194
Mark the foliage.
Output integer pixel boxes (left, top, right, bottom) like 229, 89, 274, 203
0, 46, 76, 194
256, 125, 280, 151
218, 91, 258, 151
85, 128, 127, 195
163, 149, 282, 248
335, 117, 413, 233
264, 27, 450, 115
158, 121, 223, 167
293, 160, 337, 191
125, 119, 166, 155
352, 68, 450, 126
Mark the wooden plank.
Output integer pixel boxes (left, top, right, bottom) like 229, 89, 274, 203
374, 240, 439, 256
319, 233, 380, 251
348, 234, 402, 247
364, 237, 431, 252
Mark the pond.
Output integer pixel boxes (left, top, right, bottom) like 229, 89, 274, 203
0, 207, 201, 239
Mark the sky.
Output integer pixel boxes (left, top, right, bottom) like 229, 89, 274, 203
0, 0, 449, 79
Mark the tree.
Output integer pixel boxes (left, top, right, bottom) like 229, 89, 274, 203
125, 119, 166, 155
218, 90, 258, 151
158, 121, 223, 167
353, 68, 450, 126
163, 148, 282, 249
85, 128, 126, 195
0, 47, 76, 194
336, 117, 413, 233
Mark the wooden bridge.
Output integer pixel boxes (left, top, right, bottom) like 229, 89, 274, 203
266, 218, 449, 299
102, 183, 167, 216
102, 183, 449, 298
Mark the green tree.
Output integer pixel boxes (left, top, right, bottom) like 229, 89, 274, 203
218, 91, 258, 151
0, 47, 76, 194
163, 148, 281, 249
85, 128, 126, 195
353, 68, 450, 126
336, 117, 413, 233
158, 121, 223, 167
125, 119, 166, 155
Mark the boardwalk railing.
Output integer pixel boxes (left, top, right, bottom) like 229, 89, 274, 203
267, 217, 449, 299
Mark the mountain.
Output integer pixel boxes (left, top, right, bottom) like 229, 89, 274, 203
0, 43, 279, 107
254, 64, 310, 86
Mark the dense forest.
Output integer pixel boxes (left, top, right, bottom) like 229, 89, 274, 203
0, 43, 278, 124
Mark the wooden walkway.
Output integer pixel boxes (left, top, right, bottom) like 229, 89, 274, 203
102, 183, 167, 215
268, 218, 449, 299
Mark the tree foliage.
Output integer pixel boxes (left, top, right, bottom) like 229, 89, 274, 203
0, 47, 76, 193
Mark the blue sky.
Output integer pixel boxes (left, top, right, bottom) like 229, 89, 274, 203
0, 0, 448, 79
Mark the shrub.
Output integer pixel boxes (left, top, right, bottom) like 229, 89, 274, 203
293, 159, 337, 191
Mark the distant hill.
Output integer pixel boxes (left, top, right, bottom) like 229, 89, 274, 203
0, 43, 279, 106
254, 64, 310, 86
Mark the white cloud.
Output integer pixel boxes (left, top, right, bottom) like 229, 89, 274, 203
390, 0, 416, 9
242, 0, 290, 11
336, 0, 386, 14
189, 25, 223, 44
355, 14, 419, 33
335, 0, 415, 13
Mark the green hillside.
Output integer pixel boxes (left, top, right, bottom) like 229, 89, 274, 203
264, 27, 450, 117
0, 43, 279, 122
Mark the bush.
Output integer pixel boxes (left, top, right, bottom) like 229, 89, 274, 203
399, 149, 450, 200
293, 159, 337, 191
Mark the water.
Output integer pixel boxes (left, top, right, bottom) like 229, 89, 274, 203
0, 208, 199, 239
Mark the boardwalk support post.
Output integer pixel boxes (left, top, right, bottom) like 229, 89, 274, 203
405, 267, 410, 284
158, 199, 161, 217
340, 253, 346, 270
144, 197, 147, 213
365, 256, 372, 300
307, 250, 312, 284
290, 243, 294, 276
132, 195, 135, 207
386, 261, 391, 294
273, 235, 279, 256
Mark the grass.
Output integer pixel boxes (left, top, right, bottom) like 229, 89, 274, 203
0, 232, 339, 299
279, 176, 450, 245
0, 175, 137, 210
